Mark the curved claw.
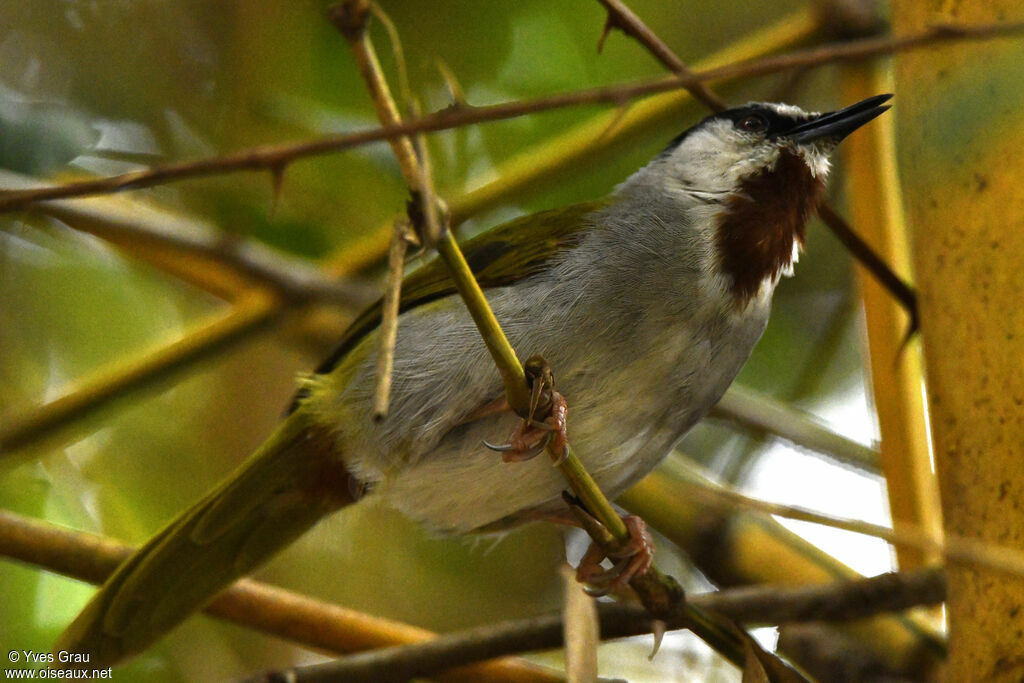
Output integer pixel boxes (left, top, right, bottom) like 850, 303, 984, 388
501, 434, 551, 463
483, 434, 552, 462
575, 514, 655, 595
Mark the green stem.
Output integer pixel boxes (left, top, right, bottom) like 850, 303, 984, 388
434, 231, 531, 412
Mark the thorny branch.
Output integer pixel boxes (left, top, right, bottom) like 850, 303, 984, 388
6, 7, 1020, 674
598, 0, 920, 326
597, 0, 727, 112
332, 0, 762, 671
1, 21, 1021, 212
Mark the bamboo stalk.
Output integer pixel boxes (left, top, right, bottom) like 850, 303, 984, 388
893, 3, 1024, 679
837, 64, 941, 569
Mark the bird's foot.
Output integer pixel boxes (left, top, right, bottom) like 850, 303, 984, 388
484, 390, 568, 464
576, 514, 654, 597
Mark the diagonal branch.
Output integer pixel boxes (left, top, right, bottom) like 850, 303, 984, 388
711, 384, 879, 472
251, 568, 945, 683
0, 510, 561, 683
667, 457, 1024, 580
0, 171, 370, 304
597, 0, 727, 112
0, 21, 1020, 212
331, 1, 759, 670
0, 507, 943, 683
596, 0, 920, 329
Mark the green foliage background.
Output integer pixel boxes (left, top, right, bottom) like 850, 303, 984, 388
0, 1, 880, 680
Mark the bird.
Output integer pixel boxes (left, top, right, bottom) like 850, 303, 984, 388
56, 93, 892, 668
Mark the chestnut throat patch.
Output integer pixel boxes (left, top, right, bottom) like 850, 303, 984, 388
715, 148, 825, 307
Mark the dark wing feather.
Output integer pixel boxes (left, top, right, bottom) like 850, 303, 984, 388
288, 200, 608, 411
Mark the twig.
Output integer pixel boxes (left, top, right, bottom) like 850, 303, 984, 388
682, 469, 1024, 580
330, 1, 421, 189
332, 0, 533, 410
249, 568, 944, 683
1, 21, 1021, 212
597, 0, 727, 112
817, 203, 919, 332
595, 0, 920, 326
0, 510, 560, 683
0, 169, 372, 304
331, 0, 753, 668
332, 0, 422, 421
711, 384, 879, 473
372, 218, 416, 420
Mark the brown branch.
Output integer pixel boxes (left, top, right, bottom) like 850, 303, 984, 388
597, 0, 727, 111
1, 21, 1021, 212
248, 569, 945, 683
0, 507, 942, 682
0, 170, 373, 305
0, 510, 560, 683
592, 0, 921, 329
817, 202, 919, 332
329, 1, 756, 670
331, 0, 424, 421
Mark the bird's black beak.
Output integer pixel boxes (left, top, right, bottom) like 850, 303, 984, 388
788, 94, 892, 144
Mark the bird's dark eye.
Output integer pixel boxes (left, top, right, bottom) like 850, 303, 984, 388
737, 115, 767, 133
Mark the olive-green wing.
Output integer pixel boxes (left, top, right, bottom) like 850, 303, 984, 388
55, 414, 353, 668
290, 200, 609, 409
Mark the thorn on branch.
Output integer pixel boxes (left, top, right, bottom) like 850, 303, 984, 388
435, 58, 468, 109
597, 8, 628, 54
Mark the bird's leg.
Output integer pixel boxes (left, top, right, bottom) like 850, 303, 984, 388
483, 355, 569, 463
549, 496, 654, 596
483, 391, 568, 462
575, 514, 655, 596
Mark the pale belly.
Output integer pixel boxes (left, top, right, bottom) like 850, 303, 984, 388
356, 287, 770, 534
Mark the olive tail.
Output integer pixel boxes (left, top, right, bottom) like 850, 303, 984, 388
54, 410, 358, 669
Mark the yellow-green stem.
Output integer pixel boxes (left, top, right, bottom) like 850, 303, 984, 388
434, 231, 531, 412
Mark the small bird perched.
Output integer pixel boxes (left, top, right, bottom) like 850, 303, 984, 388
57, 94, 892, 667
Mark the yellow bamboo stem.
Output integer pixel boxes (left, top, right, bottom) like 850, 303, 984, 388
893, 2, 1024, 679
838, 64, 941, 569
620, 457, 945, 676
